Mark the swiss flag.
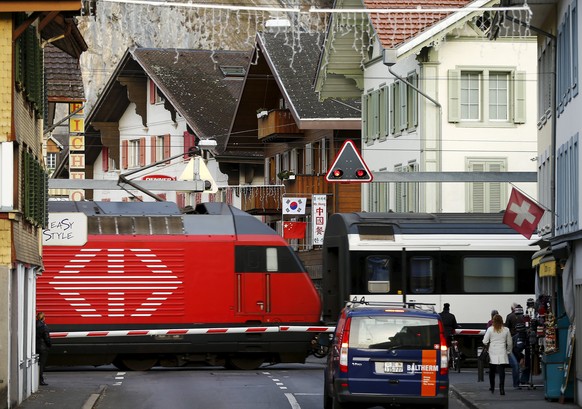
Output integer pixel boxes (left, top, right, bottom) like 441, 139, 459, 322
502, 188, 544, 239
283, 221, 307, 239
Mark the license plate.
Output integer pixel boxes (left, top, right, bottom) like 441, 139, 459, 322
384, 362, 404, 373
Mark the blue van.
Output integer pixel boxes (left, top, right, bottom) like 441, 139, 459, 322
323, 300, 449, 409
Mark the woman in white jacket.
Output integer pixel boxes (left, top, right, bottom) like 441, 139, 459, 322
483, 314, 513, 395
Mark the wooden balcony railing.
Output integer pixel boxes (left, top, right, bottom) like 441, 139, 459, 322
239, 175, 361, 215
257, 109, 302, 141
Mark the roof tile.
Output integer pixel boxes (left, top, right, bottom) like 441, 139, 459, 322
364, 0, 472, 48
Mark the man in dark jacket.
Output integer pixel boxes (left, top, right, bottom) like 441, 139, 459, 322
36, 312, 52, 386
439, 303, 458, 346
505, 303, 523, 388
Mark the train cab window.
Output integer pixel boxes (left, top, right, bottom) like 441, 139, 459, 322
410, 256, 434, 294
366, 256, 390, 293
266, 248, 278, 272
235, 246, 306, 273
463, 257, 516, 293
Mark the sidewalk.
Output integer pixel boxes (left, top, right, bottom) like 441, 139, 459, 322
450, 369, 580, 409
17, 368, 107, 409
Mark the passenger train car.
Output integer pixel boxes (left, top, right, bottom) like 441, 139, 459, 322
38, 201, 322, 370
321, 212, 539, 357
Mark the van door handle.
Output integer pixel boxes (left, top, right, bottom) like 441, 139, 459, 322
257, 301, 264, 310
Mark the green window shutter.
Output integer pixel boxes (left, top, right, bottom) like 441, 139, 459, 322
448, 69, 461, 123
487, 162, 503, 212
409, 73, 419, 128
389, 84, 395, 135
470, 162, 485, 212
22, 150, 47, 226
362, 94, 368, 143
513, 71, 526, 124
372, 90, 380, 140
379, 87, 388, 140
399, 81, 408, 131
393, 82, 401, 133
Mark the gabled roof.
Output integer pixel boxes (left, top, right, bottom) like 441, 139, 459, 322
366, 0, 472, 50
133, 48, 251, 152
44, 43, 85, 102
3, 2, 89, 59
315, 0, 502, 97
85, 47, 251, 164
367, 0, 501, 59
257, 32, 360, 128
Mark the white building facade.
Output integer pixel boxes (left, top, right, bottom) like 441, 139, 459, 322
361, 30, 538, 213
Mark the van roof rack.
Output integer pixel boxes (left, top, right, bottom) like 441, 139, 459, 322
346, 297, 436, 313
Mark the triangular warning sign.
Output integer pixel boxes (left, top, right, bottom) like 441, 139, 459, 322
325, 140, 373, 183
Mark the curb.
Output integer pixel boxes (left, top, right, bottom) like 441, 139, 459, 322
450, 385, 479, 409
81, 385, 106, 409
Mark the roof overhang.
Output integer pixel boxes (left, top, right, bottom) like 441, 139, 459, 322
394, 0, 502, 60
0, 1, 82, 12
298, 118, 361, 130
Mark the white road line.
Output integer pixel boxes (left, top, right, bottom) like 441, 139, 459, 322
284, 393, 301, 409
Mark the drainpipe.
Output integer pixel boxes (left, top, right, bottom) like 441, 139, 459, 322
382, 49, 443, 211
504, 15, 557, 237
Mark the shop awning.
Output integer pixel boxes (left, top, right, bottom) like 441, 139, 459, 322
532, 247, 557, 277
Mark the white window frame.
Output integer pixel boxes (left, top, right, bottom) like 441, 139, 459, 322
449, 68, 524, 125
156, 135, 165, 162
461, 71, 482, 121
46, 152, 57, 169
129, 139, 140, 168
488, 72, 509, 121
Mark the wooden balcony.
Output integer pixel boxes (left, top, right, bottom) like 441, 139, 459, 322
257, 109, 303, 142
239, 175, 362, 215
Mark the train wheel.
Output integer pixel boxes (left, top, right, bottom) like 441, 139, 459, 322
226, 355, 265, 370
114, 355, 158, 371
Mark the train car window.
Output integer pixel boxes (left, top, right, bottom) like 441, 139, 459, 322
358, 225, 395, 240
463, 257, 516, 293
410, 256, 434, 294
88, 216, 183, 235
366, 256, 390, 293
116, 217, 134, 234
266, 248, 278, 272
235, 246, 306, 273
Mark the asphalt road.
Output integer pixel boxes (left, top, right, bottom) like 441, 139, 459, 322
21, 357, 469, 409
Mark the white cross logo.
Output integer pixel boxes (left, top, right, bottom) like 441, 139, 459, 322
509, 201, 536, 226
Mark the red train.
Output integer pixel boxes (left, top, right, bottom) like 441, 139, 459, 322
38, 201, 322, 370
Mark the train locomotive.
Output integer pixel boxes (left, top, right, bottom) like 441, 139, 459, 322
38, 201, 322, 370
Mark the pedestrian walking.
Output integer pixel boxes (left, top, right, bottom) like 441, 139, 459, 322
36, 311, 52, 386
487, 309, 499, 329
483, 314, 513, 395
505, 302, 521, 388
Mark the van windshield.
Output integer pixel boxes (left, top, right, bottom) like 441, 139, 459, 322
349, 316, 440, 350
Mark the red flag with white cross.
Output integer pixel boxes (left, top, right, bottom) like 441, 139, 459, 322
502, 188, 544, 239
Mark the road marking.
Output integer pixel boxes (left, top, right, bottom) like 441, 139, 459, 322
113, 372, 125, 386
284, 393, 301, 409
